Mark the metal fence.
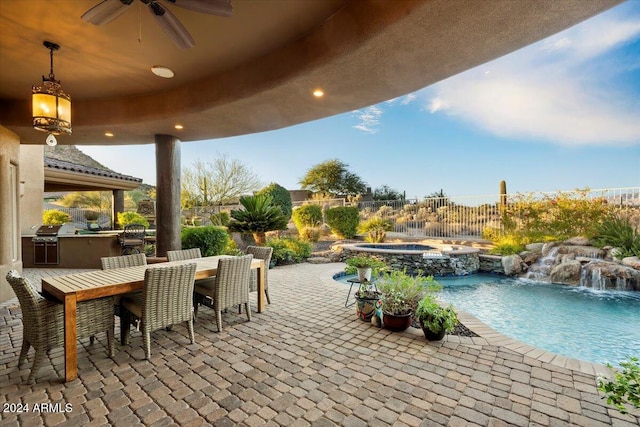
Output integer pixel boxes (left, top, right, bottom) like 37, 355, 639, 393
43, 207, 112, 229
358, 187, 640, 239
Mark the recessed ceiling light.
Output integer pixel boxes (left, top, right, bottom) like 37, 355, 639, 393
174, 124, 184, 130
105, 132, 114, 137
313, 89, 324, 98
151, 66, 174, 78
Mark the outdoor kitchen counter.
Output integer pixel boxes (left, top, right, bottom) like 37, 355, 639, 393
22, 234, 121, 269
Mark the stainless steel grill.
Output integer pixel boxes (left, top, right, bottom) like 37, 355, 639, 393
33, 225, 62, 265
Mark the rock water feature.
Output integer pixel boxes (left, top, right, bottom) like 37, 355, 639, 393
502, 237, 640, 291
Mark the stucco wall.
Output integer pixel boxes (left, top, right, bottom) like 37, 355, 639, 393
0, 126, 22, 302
19, 145, 44, 233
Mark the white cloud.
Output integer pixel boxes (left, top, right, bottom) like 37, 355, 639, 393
400, 93, 417, 105
425, 7, 640, 146
352, 105, 383, 134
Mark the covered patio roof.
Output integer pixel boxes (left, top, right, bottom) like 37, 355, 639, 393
0, 0, 621, 146
45, 157, 142, 192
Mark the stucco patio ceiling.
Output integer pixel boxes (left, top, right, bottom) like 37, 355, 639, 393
0, 0, 621, 146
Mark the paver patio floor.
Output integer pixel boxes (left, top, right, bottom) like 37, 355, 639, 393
1, 262, 638, 426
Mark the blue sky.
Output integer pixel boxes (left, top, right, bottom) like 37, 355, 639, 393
80, 2, 640, 199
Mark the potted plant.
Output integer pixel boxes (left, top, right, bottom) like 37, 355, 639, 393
376, 270, 432, 331
415, 294, 458, 341
345, 255, 385, 282
345, 255, 386, 321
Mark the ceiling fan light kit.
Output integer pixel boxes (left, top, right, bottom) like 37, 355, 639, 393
32, 41, 72, 147
81, 0, 233, 49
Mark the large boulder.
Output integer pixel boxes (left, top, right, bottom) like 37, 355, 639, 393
582, 261, 640, 291
557, 245, 605, 259
502, 254, 524, 276
549, 260, 582, 285
622, 256, 640, 271
525, 243, 544, 253
519, 250, 540, 265
541, 242, 561, 257
564, 236, 591, 246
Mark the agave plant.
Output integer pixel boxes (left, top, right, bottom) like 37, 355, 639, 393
228, 194, 288, 245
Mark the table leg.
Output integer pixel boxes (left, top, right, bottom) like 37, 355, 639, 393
63, 294, 78, 382
257, 261, 265, 313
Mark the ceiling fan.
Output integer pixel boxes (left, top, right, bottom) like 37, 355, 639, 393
81, 0, 233, 49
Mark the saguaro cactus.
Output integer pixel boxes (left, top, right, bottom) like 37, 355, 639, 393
499, 180, 507, 211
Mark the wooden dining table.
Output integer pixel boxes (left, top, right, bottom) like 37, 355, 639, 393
41, 255, 265, 382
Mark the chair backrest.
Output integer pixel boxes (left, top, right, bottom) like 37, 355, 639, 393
167, 248, 202, 262
123, 224, 145, 239
246, 246, 273, 291
246, 246, 273, 266
5, 270, 46, 332
142, 263, 197, 331
101, 253, 147, 270
214, 255, 253, 309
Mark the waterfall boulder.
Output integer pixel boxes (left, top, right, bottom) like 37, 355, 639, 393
502, 254, 525, 276
582, 261, 640, 291
542, 242, 561, 257
549, 260, 582, 285
564, 237, 591, 246
519, 250, 540, 265
525, 243, 544, 253
622, 256, 640, 271
557, 245, 605, 259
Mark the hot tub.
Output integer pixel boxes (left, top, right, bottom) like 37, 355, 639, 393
340, 242, 480, 276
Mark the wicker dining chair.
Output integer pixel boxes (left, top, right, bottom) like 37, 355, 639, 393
246, 245, 273, 304
193, 255, 253, 332
119, 263, 197, 359
167, 248, 203, 261
101, 253, 148, 341
6, 270, 115, 384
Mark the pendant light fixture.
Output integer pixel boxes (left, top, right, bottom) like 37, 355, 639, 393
32, 41, 72, 146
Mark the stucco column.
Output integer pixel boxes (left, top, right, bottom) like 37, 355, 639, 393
112, 190, 125, 229
155, 134, 181, 257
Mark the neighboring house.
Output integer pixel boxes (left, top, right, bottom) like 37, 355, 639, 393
0, 143, 141, 303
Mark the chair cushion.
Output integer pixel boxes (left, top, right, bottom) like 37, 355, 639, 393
121, 293, 144, 318
194, 278, 216, 295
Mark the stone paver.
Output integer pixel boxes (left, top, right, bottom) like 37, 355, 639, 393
1, 263, 638, 426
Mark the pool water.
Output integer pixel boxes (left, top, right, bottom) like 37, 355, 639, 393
338, 273, 640, 365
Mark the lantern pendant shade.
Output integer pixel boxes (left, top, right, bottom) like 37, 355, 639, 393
32, 41, 72, 137
32, 83, 71, 135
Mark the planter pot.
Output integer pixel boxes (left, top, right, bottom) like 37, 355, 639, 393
383, 312, 412, 331
355, 294, 380, 321
357, 267, 372, 282
420, 323, 446, 341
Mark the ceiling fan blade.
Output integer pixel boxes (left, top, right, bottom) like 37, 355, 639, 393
81, 0, 134, 25
148, 1, 195, 49
163, 0, 233, 17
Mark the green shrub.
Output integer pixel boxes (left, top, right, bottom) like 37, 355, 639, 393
592, 214, 640, 259
358, 217, 393, 243
267, 237, 312, 266
117, 211, 150, 228
210, 211, 230, 226
292, 204, 322, 232
597, 356, 640, 414
257, 183, 293, 220
488, 234, 526, 255
43, 209, 71, 225
299, 226, 321, 242
325, 206, 359, 238
181, 226, 229, 256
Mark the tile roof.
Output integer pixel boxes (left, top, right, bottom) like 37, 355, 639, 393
44, 157, 142, 184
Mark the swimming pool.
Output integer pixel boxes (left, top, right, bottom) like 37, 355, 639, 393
337, 273, 640, 366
